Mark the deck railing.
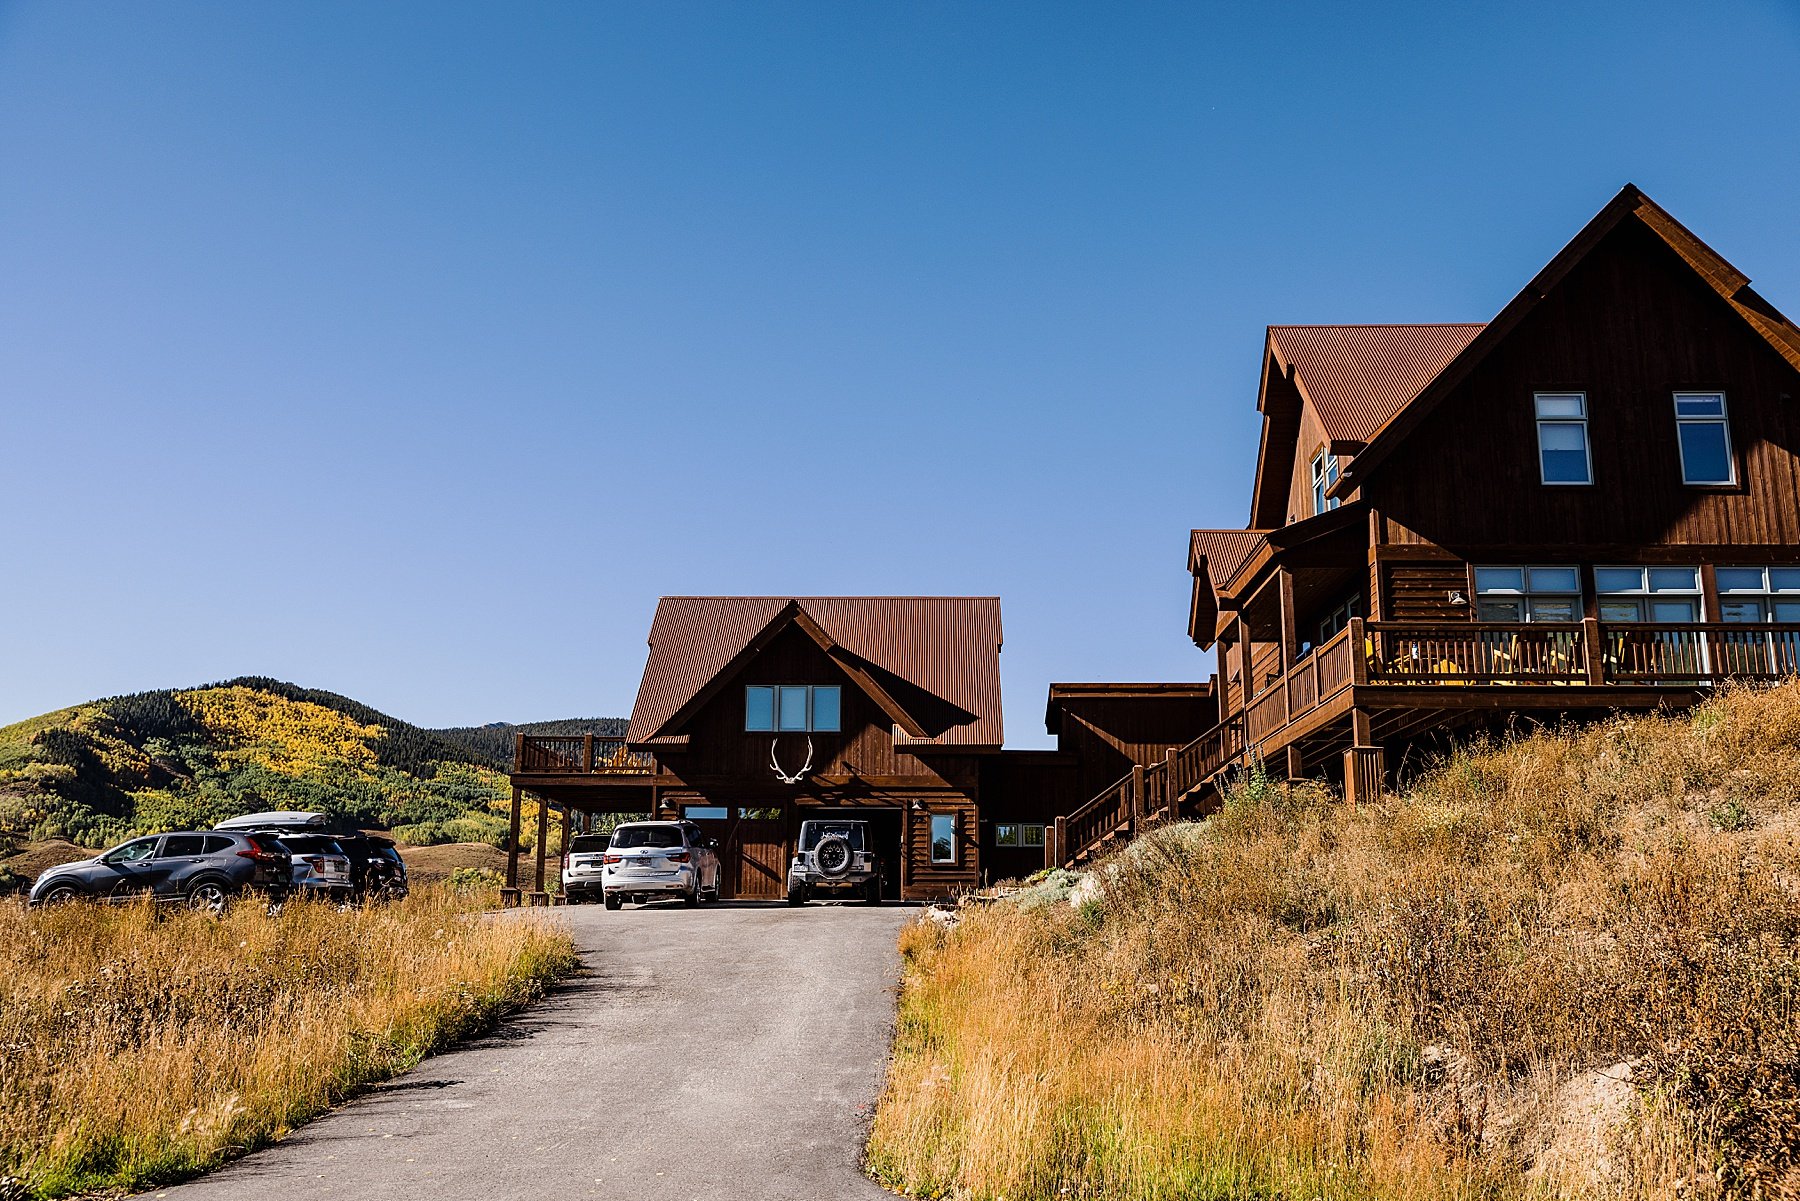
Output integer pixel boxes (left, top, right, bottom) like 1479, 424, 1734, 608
515, 734, 656, 775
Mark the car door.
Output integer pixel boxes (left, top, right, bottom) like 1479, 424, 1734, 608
94, 837, 162, 899
150, 834, 209, 898
686, 823, 720, 892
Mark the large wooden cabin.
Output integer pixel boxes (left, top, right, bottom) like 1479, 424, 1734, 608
1056, 184, 1800, 867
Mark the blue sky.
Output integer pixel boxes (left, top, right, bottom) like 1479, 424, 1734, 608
2, 1, 1797, 743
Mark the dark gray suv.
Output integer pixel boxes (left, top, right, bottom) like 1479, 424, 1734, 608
27, 831, 291, 913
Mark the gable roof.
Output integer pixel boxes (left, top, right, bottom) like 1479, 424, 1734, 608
1189, 529, 1268, 581
1333, 184, 1800, 493
1268, 324, 1487, 445
625, 596, 1004, 748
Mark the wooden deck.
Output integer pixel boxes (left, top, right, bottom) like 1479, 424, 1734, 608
1055, 617, 1800, 866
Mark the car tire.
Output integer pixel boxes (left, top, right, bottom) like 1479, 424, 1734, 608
185, 879, 231, 916
683, 880, 700, 907
864, 877, 883, 905
786, 882, 807, 906
604, 893, 622, 911
40, 883, 81, 907
813, 834, 854, 880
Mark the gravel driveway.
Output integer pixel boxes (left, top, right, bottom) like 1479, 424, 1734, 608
142, 901, 909, 1201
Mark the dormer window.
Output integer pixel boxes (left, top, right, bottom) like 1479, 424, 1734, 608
1310, 449, 1340, 515
745, 685, 841, 732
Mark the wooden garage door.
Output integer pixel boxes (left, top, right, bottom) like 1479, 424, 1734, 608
724, 818, 788, 899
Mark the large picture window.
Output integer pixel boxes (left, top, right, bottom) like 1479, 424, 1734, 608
1534, 392, 1592, 485
744, 685, 842, 732
1595, 566, 1702, 623
1474, 566, 1580, 622
1673, 392, 1735, 485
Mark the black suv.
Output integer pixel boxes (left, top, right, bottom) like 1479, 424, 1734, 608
215, 812, 407, 902
28, 831, 291, 913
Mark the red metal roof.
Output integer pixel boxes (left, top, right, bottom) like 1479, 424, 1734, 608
626, 596, 1004, 748
1268, 324, 1485, 444
1189, 529, 1268, 584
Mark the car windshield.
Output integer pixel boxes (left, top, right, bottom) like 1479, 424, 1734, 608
799, 823, 864, 852
569, 835, 611, 853
610, 825, 683, 849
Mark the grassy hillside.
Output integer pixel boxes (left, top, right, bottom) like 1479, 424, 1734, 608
429, 716, 628, 767
0, 679, 620, 851
869, 683, 1800, 1200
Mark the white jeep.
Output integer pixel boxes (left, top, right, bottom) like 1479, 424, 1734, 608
786, 819, 884, 906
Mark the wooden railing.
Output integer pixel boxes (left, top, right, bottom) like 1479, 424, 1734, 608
515, 734, 655, 775
1605, 623, 1800, 682
1059, 768, 1135, 864
1366, 621, 1588, 684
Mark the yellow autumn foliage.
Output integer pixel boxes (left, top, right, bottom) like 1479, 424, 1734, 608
174, 687, 384, 778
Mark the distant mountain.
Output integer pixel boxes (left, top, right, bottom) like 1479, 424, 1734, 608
430, 717, 629, 768
0, 678, 624, 851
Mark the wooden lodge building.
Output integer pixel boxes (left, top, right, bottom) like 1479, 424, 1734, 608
506, 185, 1800, 900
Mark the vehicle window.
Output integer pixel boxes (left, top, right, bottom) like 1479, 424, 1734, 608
569, 835, 611, 853
610, 825, 683, 849
101, 838, 159, 864
159, 835, 208, 857
800, 823, 864, 852
201, 836, 235, 854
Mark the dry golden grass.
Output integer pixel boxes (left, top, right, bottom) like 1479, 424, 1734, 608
0, 883, 576, 1198
869, 683, 1800, 1200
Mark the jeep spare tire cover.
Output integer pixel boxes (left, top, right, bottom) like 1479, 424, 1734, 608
814, 834, 854, 879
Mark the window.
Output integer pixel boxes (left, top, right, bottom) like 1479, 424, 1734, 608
1474, 566, 1581, 622
1534, 392, 1592, 485
1595, 566, 1702, 622
737, 806, 782, 820
744, 685, 842, 732
682, 806, 730, 821
201, 835, 234, 854
610, 825, 684, 849
1716, 567, 1800, 623
158, 834, 208, 858
1673, 393, 1735, 485
929, 813, 957, 865
1316, 594, 1361, 645
101, 838, 159, 865
1310, 449, 1341, 515
994, 824, 1047, 849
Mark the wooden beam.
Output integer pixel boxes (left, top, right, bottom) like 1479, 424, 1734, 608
531, 795, 550, 905
1278, 567, 1299, 671
501, 785, 523, 908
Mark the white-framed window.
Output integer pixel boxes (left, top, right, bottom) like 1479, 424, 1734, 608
1474, 565, 1581, 622
1316, 594, 1361, 645
1716, 567, 1800, 623
1534, 392, 1593, 485
744, 685, 842, 732
1673, 392, 1735, 485
929, 813, 957, 864
1595, 566, 1702, 622
993, 823, 1046, 849
1310, 448, 1341, 515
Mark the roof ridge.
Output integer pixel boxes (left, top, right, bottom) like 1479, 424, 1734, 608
1268, 322, 1488, 330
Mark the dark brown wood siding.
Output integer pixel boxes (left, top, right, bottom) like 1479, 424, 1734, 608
1382, 560, 1471, 622
1367, 219, 1800, 553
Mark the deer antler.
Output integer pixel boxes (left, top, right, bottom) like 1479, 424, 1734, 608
770, 735, 814, 785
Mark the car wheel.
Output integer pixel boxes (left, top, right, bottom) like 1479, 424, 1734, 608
604, 893, 622, 911
864, 878, 883, 905
785, 882, 807, 906
185, 880, 230, 916
683, 880, 700, 907
40, 883, 82, 907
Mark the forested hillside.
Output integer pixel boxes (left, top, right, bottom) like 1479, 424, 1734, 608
0, 679, 622, 850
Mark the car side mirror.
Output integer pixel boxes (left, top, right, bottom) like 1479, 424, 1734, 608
704, 838, 720, 850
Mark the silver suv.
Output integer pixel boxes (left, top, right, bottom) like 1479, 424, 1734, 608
787, 819, 883, 906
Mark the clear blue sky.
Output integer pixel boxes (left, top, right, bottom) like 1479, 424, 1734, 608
3, 2, 1797, 743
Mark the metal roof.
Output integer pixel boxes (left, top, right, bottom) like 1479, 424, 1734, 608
1188, 529, 1269, 583
1269, 324, 1485, 444
626, 596, 1004, 748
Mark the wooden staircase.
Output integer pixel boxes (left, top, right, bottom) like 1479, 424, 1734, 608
1055, 716, 1244, 867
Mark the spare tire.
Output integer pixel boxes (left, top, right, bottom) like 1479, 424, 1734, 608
813, 834, 854, 880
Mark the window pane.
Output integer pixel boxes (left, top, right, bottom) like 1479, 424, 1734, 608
683, 806, 729, 821
1649, 600, 1698, 623
1023, 825, 1046, 847
778, 686, 809, 731
810, 686, 841, 732
745, 686, 774, 731
1528, 599, 1577, 623
1774, 601, 1800, 621
1721, 601, 1767, 624
1600, 601, 1643, 622
1717, 568, 1767, 593
1535, 393, 1586, 418
1674, 393, 1724, 417
930, 814, 956, 864
159, 835, 207, 857
1648, 567, 1699, 592
1475, 567, 1525, 594
1528, 567, 1579, 593
1771, 569, 1800, 592
1539, 422, 1591, 484
994, 824, 1017, 847
1677, 422, 1732, 484
1478, 600, 1524, 621
1595, 567, 1643, 593
738, 807, 782, 820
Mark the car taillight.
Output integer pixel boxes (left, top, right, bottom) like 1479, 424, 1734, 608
668, 851, 689, 863
603, 854, 622, 864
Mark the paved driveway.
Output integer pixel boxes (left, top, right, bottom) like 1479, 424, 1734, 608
144, 901, 909, 1201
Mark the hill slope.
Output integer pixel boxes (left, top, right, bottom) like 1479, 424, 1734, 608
871, 683, 1800, 1200
0, 679, 623, 851
429, 717, 628, 767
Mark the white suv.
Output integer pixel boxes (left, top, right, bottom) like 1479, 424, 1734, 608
597, 821, 721, 911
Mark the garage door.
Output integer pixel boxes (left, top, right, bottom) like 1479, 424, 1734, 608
685, 808, 790, 900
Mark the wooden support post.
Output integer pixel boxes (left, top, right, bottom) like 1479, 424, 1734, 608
514, 732, 526, 771
1581, 617, 1605, 685
557, 806, 572, 904
1344, 707, 1382, 807
582, 733, 594, 773
1349, 617, 1369, 685
1053, 816, 1067, 868
530, 796, 550, 906
1130, 763, 1145, 828
1278, 567, 1299, 671
1285, 744, 1306, 782
501, 785, 523, 908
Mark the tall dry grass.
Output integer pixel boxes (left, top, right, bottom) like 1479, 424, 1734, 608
0, 884, 576, 1198
869, 683, 1800, 1200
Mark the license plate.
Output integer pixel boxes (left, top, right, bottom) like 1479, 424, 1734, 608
632, 858, 658, 870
